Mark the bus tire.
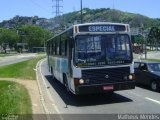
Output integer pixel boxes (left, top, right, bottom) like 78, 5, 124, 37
63, 74, 71, 94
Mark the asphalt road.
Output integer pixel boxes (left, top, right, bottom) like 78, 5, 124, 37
37, 59, 160, 118
0, 53, 37, 67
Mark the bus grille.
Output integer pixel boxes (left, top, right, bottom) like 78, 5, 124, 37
82, 66, 130, 85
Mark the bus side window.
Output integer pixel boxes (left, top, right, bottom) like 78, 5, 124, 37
59, 40, 62, 55
47, 41, 50, 55
50, 41, 52, 55
68, 37, 73, 59
54, 38, 56, 55
53, 40, 55, 55
57, 36, 60, 55
61, 33, 67, 56
65, 40, 67, 56
51, 40, 54, 55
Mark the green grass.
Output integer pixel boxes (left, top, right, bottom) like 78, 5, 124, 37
0, 81, 32, 114
0, 53, 13, 57
37, 52, 46, 55
0, 52, 18, 57
0, 57, 44, 80
142, 59, 160, 62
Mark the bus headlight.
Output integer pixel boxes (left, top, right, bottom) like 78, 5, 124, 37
79, 79, 85, 84
129, 74, 135, 80
129, 75, 133, 80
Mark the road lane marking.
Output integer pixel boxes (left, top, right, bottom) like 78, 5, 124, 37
39, 60, 58, 106
36, 60, 49, 114
127, 90, 160, 106
39, 59, 64, 120
145, 97, 160, 105
39, 60, 61, 112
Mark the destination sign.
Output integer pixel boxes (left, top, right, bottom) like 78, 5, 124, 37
79, 25, 126, 32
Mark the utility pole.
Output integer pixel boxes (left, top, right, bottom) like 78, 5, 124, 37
143, 30, 149, 59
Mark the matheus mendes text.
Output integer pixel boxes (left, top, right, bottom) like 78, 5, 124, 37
118, 114, 160, 120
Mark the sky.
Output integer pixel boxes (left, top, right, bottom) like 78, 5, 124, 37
0, 0, 160, 22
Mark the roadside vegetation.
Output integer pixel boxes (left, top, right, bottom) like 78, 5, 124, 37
0, 52, 17, 57
0, 26, 52, 54
37, 52, 46, 55
0, 56, 44, 80
0, 81, 32, 114
0, 55, 44, 115
0, 54, 12, 57
144, 59, 160, 62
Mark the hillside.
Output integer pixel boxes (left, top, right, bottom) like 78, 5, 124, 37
0, 15, 54, 30
0, 8, 160, 30
62, 8, 160, 28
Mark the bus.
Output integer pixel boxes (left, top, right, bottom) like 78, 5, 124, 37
47, 22, 135, 95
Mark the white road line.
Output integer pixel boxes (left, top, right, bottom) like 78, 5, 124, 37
129, 91, 160, 105
39, 60, 61, 113
36, 60, 49, 114
39, 59, 64, 120
145, 97, 160, 105
39, 59, 60, 113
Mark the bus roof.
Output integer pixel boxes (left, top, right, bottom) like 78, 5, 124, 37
47, 22, 130, 41
73, 22, 129, 26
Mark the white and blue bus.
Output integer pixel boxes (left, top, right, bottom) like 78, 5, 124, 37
47, 22, 135, 95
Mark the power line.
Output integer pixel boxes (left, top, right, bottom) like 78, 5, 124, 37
52, 0, 63, 24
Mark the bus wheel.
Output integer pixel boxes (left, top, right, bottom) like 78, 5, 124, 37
63, 75, 71, 94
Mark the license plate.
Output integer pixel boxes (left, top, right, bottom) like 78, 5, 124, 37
103, 85, 114, 90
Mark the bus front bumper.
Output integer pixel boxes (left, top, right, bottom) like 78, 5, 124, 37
75, 81, 135, 95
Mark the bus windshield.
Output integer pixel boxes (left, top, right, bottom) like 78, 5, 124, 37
74, 34, 132, 67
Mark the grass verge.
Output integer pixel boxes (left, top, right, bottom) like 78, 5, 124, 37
37, 52, 46, 55
0, 81, 32, 114
0, 56, 44, 80
0, 51, 18, 57
0, 54, 13, 57
142, 59, 160, 62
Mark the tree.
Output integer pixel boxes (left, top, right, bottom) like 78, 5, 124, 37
0, 28, 19, 53
18, 25, 52, 52
148, 27, 160, 50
